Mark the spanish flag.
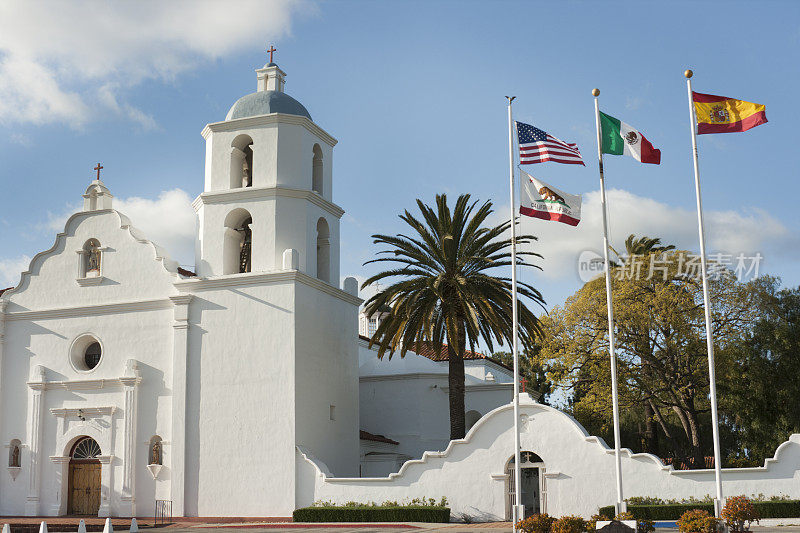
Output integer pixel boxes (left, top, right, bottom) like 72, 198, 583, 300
693, 92, 767, 135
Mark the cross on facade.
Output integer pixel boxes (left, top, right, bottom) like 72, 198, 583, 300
267, 45, 277, 63
94, 163, 103, 180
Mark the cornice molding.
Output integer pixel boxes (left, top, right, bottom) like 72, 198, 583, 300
360, 373, 448, 383
76, 276, 104, 287
50, 407, 117, 418
174, 269, 362, 306
193, 186, 345, 219
31, 377, 140, 392
169, 294, 193, 306
201, 113, 338, 147
6, 298, 173, 321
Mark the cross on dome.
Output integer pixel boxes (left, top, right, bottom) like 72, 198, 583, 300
94, 163, 103, 180
267, 45, 277, 64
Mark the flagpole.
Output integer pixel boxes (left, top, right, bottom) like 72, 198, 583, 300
593, 88, 625, 515
685, 69, 724, 518
506, 96, 523, 529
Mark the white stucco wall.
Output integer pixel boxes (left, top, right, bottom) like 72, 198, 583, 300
358, 341, 514, 464
294, 282, 360, 478
299, 397, 800, 520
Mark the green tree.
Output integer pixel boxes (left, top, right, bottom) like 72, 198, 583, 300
610, 234, 676, 455
539, 250, 762, 463
718, 279, 800, 464
493, 347, 553, 405
362, 194, 545, 440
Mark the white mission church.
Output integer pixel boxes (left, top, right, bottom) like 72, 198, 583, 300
3, 59, 800, 521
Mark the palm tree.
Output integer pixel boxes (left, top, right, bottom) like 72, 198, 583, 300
610, 234, 675, 265
362, 194, 545, 440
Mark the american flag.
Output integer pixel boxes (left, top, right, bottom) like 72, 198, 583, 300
516, 121, 584, 165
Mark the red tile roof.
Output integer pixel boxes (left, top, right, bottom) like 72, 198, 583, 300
0, 287, 11, 297
359, 430, 399, 445
177, 267, 197, 277
413, 342, 513, 372
360, 335, 513, 372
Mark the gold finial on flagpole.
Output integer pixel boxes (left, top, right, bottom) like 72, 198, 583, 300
592, 88, 600, 97
685, 69, 694, 79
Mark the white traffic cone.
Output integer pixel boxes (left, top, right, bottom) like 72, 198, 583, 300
102, 518, 113, 533
129, 518, 138, 533
39, 522, 48, 533
78, 519, 87, 533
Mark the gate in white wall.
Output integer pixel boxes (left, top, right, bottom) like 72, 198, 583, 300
506, 451, 546, 520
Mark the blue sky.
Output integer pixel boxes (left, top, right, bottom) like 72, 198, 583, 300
1, 0, 799, 333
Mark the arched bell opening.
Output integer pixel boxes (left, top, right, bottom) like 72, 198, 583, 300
230, 134, 255, 189
223, 208, 253, 274
312, 144, 323, 195
316, 217, 330, 283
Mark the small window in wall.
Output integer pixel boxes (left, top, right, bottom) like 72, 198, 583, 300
71, 437, 102, 460
70, 335, 103, 373
329, 405, 336, 421
149, 436, 163, 465
368, 318, 377, 337
84, 342, 102, 370
9, 439, 21, 467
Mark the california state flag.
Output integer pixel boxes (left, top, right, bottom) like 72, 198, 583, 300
599, 111, 661, 164
519, 170, 581, 226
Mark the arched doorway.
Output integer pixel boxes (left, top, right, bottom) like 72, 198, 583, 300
67, 437, 102, 515
506, 451, 545, 520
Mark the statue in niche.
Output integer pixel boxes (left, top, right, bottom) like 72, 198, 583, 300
241, 159, 251, 188
238, 220, 252, 273
10, 445, 20, 467
87, 242, 101, 275
149, 440, 162, 465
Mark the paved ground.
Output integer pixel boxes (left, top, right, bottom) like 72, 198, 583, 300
5, 519, 800, 533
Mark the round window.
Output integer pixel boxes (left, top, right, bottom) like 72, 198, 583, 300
69, 335, 103, 372
84, 342, 102, 370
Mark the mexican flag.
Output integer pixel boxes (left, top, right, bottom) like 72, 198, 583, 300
599, 111, 661, 164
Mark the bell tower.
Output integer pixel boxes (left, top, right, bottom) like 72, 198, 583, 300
193, 59, 340, 280
184, 55, 360, 516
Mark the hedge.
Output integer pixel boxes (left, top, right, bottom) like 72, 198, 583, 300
293, 506, 451, 523
599, 501, 800, 520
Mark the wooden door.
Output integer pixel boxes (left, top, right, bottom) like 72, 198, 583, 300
68, 462, 101, 515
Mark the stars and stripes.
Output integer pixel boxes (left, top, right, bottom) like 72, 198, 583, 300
516, 121, 584, 165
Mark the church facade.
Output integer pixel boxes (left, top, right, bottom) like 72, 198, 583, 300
3, 59, 800, 521
0, 61, 361, 518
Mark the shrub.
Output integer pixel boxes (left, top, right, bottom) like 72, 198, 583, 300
293, 506, 450, 523
586, 513, 605, 532
677, 509, 718, 533
517, 513, 556, 533
722, 496, 759, 532
616, 511, 655, 533
552, 515, 587, 533
600, 499, 800, 521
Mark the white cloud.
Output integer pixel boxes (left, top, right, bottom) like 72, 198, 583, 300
0, 254, 30, 288
46, 188, 196, 268
513, 188, 797, 280
0, 0, 311, 127
115, 189, 197, 267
